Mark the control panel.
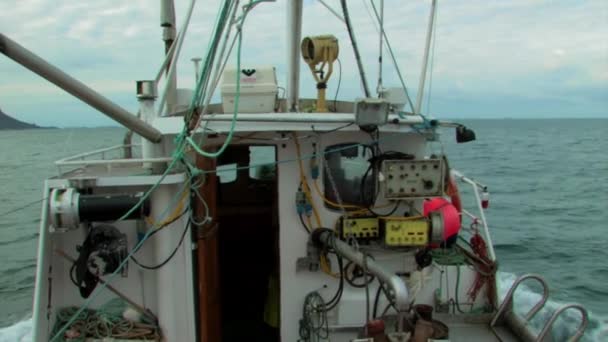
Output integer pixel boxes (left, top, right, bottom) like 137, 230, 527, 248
341, 217, 380, 240
383, 218, 429, 247
381, 158, 444, 199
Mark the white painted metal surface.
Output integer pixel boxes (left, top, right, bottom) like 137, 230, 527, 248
32, 176, 196, 342
286, 0, 303, 111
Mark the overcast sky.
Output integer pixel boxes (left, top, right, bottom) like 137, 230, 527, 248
0, 0, 606, 127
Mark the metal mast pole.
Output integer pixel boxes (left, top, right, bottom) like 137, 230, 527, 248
0, 34, 162, 142
377, 0, 384, 95
287, 0, 303, 112
414, 0, 437, 114
160, 0, 178, 114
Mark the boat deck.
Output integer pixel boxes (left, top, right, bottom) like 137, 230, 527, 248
433, 314, 520, 342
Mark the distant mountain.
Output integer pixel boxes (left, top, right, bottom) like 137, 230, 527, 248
0, 108, 41, 130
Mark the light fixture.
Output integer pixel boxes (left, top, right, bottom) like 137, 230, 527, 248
301, 35, 339, 112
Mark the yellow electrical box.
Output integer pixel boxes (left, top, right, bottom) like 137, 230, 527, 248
341, 217, 380, 239
384, 219, 429, 246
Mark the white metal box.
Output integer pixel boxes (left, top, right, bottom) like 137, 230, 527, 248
220, 66, 278, 113
381, 158, 444, 199
355, 98, 389, 126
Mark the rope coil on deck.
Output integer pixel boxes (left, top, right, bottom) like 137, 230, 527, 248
52, 301, 161, 341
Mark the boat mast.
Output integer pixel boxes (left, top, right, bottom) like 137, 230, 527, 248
160, 0, 178, 114
377, 0, 384, 95
286, 0, 303, 112
0, 34, 162, 142
414, 0, 437, 114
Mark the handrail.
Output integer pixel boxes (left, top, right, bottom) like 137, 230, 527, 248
451, 169, 496, 261
55, 144, 142, 164
57, 157, 172, 167
491, 274, 550, 327
536, 303, 588, 342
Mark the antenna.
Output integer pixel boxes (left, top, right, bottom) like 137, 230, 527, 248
415, 0, 438, 114
377, 0, 384, 95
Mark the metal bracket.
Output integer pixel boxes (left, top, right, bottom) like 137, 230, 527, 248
296, 240, 321, 272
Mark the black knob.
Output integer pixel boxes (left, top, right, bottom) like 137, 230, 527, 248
423, 180, 434, 190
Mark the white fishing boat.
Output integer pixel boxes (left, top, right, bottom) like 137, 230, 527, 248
0, 0, 590, 341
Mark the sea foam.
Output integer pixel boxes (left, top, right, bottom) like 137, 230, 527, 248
1, 272, 605, 341
0, 317, 32, 342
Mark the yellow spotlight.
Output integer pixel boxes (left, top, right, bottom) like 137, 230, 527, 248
301, 35, 339, 112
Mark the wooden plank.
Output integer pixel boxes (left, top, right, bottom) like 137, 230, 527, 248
194, 153, 221, 342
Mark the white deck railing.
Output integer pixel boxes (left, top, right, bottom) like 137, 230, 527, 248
451, 169, 496, 262
55, 144, 172, 175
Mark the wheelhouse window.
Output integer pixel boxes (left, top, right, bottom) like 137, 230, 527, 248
323, 143, 375, 209
249, 146, 276, 180
217, 163, 237, 183
216, 145, 276, 183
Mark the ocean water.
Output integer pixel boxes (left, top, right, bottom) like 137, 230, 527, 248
0, 120, 606, 341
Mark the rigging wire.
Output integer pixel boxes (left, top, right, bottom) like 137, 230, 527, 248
425, 1, 439, 115
368, 0, 415, 112
340, 0, 371, 98
333, 58, 342, 112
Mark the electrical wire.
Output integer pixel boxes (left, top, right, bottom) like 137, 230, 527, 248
312, 180, 365, 210
130, 217, 191, 270
298, 213, 311, 234
322, 238, 344, 312
144, 185, 189, 229
293, 132, 322, 228
344, 260, 376, 288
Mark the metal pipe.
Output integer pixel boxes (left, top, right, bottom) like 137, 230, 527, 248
195, 112, 424, 124
316, 231, 409, 312
160, 0, 177, 112
537, 303, 588, 342
287, 0, 303, 111
414, 0, 437, 114
0, 34, 162, 143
